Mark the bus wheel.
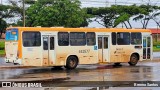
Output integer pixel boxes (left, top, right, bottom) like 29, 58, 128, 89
65, 56, 78, 70
128, 54, 138, 66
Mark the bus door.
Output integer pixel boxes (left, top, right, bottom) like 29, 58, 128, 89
143, 36, 151, 60
98, 36, 109, 63
43, 35, 55, 66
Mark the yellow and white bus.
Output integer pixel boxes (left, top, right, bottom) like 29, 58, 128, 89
5, 27, 152, 69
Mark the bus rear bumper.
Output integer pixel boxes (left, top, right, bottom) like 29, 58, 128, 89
5, 58, 13, 63
13, 59, 22, 65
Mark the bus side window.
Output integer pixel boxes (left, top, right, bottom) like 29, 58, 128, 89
112, 32, 116, 45
117, 32, 130, 45
70, 32, 86, 46
86, 32, 96, 46
98, 37, 102, 49
50, 37, 54, 50
58, 32, 69, 46
104, 37, 108, 49
23, 32, 41, 47
43, 37, 48, 50
131, 33, 142, 45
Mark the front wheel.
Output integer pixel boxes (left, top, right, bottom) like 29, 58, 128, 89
128, 54, 139, 66
65, 56, 78, 70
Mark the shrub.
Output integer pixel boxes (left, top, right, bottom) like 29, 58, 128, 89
0, 41, 5, 50
153, 41, 160, 46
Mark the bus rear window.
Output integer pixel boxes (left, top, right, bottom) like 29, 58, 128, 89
5, 29, 18, 41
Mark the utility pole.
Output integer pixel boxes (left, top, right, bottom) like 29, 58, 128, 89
23, 0, 25, 27
115, 0, 117, 5
1, 0, 2, 4
157, 25, 158, 42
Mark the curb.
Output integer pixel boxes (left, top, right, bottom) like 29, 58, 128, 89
0, 66, 36, 69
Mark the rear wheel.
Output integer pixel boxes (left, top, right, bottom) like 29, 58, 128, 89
65, 56, 78, 70
128, 54, 139, 66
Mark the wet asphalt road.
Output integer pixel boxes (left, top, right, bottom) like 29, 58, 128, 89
0, 52, 160, 90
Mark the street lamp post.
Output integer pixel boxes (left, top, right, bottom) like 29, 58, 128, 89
23, 0, 25, 27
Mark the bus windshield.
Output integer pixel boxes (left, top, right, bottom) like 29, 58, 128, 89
5, 28, 18, 41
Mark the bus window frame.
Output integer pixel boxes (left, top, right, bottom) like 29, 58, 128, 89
58, 32, 69, 46
86, 32, 96, 46
22, 31, 41, 47
131, 32, 142, 45
111, 32, 117, 45
117, 32, 130, 45
70, 32, 86, 46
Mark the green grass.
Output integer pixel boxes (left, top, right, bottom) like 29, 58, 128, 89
0, 50, 5, 55
153, 46, 160, 52
153, 41, 160, 52
0, 41, 5, 56
0, 41, 5, 50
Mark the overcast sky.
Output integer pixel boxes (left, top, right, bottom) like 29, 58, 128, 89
1, 0, 160, 28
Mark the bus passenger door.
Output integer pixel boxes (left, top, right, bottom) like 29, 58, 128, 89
43, 35, 55, 66
98, 36, 109, 63
49, 36, 55, 65
143, 36, 151, 60
43, 36, 49, 66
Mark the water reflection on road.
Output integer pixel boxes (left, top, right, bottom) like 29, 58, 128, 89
0, 53, 160, 90
0, 62, 156, 81
0, 55, 160, 81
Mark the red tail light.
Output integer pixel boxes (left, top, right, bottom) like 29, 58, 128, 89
17, 50, 19, 57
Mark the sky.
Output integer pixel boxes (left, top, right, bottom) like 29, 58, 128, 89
1, 0, 160, 28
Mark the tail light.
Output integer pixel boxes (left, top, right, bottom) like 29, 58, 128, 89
17, 50, 19, 58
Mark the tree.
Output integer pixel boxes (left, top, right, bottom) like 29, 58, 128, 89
87, 5, 160, 29
133, 5, 160, 29
114, 5, 141, 28
0, 4, 13, 38
0, 19, 7, 38
86, 7, 117, 28
26, 0, 88, 27
87, 5, 141, 28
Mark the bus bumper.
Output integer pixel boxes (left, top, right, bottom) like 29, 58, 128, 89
13, 59, 22, 65
5, 58, 13, 63
5, 58, 22, 65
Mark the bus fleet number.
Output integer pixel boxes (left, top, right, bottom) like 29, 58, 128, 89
79, 49, 90, 53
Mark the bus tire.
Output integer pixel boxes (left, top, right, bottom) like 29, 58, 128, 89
128, 54, 139, 66
65, 56, 78, 70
